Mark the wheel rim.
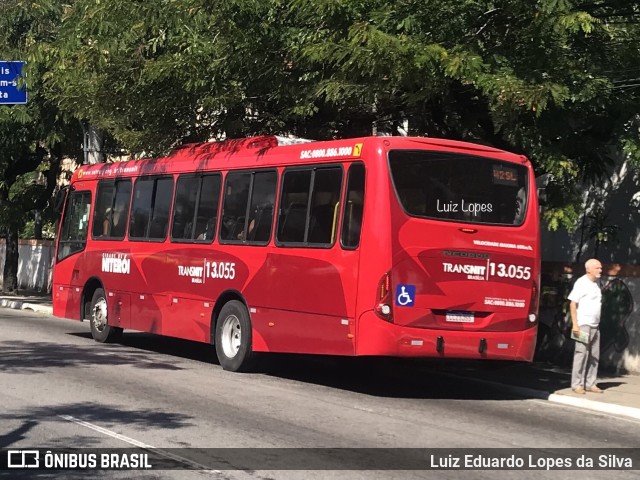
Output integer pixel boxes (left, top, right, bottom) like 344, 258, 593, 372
92, 297, 108, 332
221, 314, 242, 359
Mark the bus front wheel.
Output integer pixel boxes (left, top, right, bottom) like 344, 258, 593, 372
215, 300, 254, 372
89, 288, 123, 343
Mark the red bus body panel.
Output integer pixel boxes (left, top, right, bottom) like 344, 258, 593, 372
53, 136, 539, 361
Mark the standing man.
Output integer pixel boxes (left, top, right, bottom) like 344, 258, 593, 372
569, 258, 604, 394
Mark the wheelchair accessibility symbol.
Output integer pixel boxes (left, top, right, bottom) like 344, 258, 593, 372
396, 284, 415, 307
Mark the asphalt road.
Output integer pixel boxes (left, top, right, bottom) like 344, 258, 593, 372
0, 308, 638, 480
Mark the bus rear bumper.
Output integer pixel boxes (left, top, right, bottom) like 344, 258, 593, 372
356, 312, 537, 362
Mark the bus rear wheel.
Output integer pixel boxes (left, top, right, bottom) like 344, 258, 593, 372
215, 300, 254, 372
89, 288, 123, 343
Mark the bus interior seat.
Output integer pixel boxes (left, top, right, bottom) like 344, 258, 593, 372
176, 222, 193, 240
279, 203, 306, 242
205, 217, 217, 239
344, 200, 363, 243
308, 203, 335, 243
231, 216, 246, 239
249, 205, 273, 241
149, 217, 167, 238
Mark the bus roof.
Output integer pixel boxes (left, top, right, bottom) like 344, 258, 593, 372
71, 135, 527, 183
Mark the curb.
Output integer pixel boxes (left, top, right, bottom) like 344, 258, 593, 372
0, 298, 53, 315
432, 369, 640, 422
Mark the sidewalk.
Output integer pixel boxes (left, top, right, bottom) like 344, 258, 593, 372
430, 359, 640, 421
1, 290, 639, 420
0, 290, 54, 315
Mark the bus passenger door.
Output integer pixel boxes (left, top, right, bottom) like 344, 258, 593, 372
258, 163, 364, 356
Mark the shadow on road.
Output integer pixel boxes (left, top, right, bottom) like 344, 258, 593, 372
54, 331, 535, 401
0, 337, 186, 374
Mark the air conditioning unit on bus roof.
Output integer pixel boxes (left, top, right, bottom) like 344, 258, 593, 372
274, 135, 315, 145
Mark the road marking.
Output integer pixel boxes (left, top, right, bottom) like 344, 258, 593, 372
547, 394, 640, 422
58, 415, 222, 474
529, 398, 640, 425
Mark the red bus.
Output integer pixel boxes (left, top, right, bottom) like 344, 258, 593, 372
53, 135, 540, 371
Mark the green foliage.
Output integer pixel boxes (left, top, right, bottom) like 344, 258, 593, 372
21, 219, 56, 239
2, 0, 638, 235
37, 0, 298, 153
0, 0, 78, 236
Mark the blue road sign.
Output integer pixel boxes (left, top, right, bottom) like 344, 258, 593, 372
0, 61, 27, 104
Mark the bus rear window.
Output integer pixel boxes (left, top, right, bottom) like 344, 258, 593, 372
388, 150, 529, 226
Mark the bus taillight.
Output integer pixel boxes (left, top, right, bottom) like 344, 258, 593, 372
375, 272, 393, 322
528, 280, 539, 325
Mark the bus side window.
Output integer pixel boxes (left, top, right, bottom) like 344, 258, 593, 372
195, 174, 221, 241
172, 175, 199, 241
307, 167, 342, 245
57, 191, 91, 262
341, 163, 365, 249
220, 172, 251, 242
148, 177, 173, 240
130, 178, 154, 239
130, 176, 173, 240
277, 169, 311, 244
92, 182, 115, 238
244, 170, 277, 243
92, 180, 131, 240
277, 167, 341, 246
111, 181, 132, 238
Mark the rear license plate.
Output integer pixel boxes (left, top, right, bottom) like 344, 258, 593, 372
446, 311, 475, 323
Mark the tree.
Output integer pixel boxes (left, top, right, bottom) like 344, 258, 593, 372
0, 0, 81, 292
287, 0, 640, 229
40, 0, 297, 154
38, 0, 640, 232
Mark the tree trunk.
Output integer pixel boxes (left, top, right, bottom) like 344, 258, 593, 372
34, 210, 43, 240
3, 226, 19, 293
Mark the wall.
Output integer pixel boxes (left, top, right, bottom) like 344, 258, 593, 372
0, 239, 54, 292
541, 159, 640, 264
537, 156, 639, 372
536, 263, 640, 373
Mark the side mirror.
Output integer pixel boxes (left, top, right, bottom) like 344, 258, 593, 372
535, 173, 551, 209
537, 187, 547, 207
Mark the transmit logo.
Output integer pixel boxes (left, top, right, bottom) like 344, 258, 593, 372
7, 450, 39, 468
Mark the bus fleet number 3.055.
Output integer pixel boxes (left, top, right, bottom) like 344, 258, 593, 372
489, 263, 531, 280
206, 261, 236, 280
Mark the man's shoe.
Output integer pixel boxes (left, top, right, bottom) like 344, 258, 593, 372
587, 386, 604, 393
573, 387, 586, 394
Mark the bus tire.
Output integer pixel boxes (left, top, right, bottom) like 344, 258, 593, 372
89, 288, 123, 343
215, 300, 254, 372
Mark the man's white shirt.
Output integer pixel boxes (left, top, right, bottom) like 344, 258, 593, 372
568, 275, 602, 327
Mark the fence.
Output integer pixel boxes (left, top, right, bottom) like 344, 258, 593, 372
536, 263, 639, 373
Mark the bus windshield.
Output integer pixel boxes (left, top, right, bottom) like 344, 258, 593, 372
389, 150, 529, 226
